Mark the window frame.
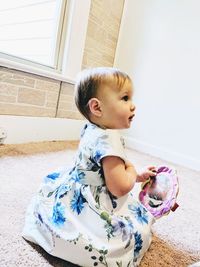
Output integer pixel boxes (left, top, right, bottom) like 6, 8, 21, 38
0, 0, 91, 83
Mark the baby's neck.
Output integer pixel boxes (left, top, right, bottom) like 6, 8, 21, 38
89, 116, 108, 130
90, 120, 107, 130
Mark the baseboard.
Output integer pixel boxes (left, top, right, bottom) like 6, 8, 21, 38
124, 136, 200, 172
0, 115, 85, 144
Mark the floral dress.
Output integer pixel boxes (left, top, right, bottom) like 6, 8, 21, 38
22, 122, 155, 267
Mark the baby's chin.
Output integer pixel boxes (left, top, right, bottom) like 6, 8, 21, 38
123, 122, 132, 129
118, 124, 131, 129
127, 121, 133, 128
108, 121, 132, 129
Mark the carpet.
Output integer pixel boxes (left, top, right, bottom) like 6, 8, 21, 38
0, 141, 199, 267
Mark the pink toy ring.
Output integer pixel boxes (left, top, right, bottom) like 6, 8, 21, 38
139, 166, 179, 219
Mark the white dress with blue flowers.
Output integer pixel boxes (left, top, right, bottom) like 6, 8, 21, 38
22, 123, 154, 267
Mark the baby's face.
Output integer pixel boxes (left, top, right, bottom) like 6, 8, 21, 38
97, 80, 136, 129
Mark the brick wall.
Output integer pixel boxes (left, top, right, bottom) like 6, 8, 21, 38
0, 0, 124, 120
82, 0, 124, 68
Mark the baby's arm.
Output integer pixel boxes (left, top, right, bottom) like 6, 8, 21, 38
102, 156, 137, 197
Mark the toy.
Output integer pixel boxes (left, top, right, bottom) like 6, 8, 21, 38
139, 166, 179, 219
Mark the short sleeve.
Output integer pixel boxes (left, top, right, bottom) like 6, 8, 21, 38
92, 129, 127, 166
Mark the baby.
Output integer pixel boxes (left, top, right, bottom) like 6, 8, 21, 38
23, 67, 156, 266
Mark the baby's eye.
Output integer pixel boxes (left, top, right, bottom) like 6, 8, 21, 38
122, 95, 129, 101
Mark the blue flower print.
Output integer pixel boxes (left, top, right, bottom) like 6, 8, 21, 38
87, 156, 99, 172
94, 134, 109, 161
87, 154, 105, 181
108, 191, 117, 209
134, 231, 143, 257
111, 217, 133, 242
46, 172, 60, 180
55, 184, 71, 199
78, 151, 83, 161
52, 202, 66, 226
93, 150, 104, 164
70, 189, 87, 215
80, 124, 88, 138
37, 213, 43, 223
128, 204, 148, 224
69, 168, 85, 183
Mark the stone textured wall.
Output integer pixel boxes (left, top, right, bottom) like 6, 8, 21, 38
0, 0, 124, 120
0, 68, 60, 117
56, 82, 81, 119
82, 0, 124, 68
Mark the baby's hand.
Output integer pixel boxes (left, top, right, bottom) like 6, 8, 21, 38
137, 166, 156, 183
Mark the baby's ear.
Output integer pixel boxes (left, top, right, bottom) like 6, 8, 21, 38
88, 98, 102, 117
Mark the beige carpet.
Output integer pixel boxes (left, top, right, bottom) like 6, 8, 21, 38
0, 141, 199, 267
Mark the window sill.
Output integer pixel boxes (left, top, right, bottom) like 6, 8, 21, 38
0, 55, 75, 84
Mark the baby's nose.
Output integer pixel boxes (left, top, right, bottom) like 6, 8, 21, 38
131, 104, 136, 111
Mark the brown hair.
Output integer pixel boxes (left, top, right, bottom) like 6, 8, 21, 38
74, 67, 131, 120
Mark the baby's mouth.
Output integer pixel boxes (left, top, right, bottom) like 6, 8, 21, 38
129, 114, 135, 121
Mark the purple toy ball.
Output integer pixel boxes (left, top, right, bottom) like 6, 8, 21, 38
139, 166, 179, 219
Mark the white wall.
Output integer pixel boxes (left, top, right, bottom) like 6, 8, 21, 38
115, 0, 200, 171
0, 115, 85, 144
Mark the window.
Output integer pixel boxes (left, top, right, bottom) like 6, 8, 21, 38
0, 0, 91, 81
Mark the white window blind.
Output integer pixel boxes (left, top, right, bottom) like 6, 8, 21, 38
0, 0, 91, 81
